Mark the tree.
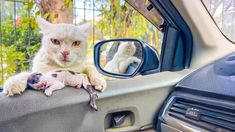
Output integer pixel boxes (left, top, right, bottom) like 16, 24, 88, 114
35, 0, 73, 23
97, 0, 161, 49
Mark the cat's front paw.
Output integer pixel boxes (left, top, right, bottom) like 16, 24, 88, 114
135, 58, 141, 64
85, 65, 107, 92
89, 75, 107, 92
3, 84, 24, 96
3, 73, 29, 96
44, 89, 53, 96
131, 57, 141, 64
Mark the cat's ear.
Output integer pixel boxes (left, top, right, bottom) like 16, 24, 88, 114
36, 16, 53, 33
78, 22, 92, 37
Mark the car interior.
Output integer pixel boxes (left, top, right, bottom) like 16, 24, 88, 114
1, 0, 235, 132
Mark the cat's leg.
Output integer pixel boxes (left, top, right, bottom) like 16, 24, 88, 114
119, 58, 135, 73
84, 65, 107, 92
119, 62, 130, 74
44, 82, 65, 96
104, 63, 119, 74
132, 57, 141, 64
81, 74, 91, 88
3, 71, 31, 96
119, 57, 141, 73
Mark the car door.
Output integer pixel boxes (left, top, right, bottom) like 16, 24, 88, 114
2, 0, 232, 132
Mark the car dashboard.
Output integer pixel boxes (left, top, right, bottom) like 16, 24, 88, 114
157, 53, 235, 132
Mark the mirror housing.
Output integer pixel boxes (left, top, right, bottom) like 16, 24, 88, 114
94, 39, 159, 78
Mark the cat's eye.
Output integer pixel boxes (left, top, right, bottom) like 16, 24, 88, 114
51, 39, 60, 45
72, 41, 81, 46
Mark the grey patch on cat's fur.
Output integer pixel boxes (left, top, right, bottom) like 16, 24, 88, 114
76, 72, 81, 74
51, 73, 57, 78
68, 70, 75, 75
55, 70, 63, 72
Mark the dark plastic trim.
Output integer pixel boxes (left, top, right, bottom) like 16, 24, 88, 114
150, 0, 193, 70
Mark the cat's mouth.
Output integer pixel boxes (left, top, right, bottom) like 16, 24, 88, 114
56, 57, 74, 67
61, 58, 71, 62
59, 59, 72, 66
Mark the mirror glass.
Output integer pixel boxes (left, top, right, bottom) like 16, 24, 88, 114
99, 41, 143, 75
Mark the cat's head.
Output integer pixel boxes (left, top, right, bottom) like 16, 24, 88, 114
27, 72, 44, 90
36, 16, 91, 67
117, 42, 136, 56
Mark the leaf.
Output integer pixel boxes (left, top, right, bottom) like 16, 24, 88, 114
43, 13, 50, 19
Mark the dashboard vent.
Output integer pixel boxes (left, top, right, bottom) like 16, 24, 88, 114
168, 98, 235, 131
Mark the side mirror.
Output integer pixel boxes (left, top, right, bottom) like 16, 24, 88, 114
94, 39, 160, 78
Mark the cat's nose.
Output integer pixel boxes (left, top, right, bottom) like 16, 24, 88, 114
61, 51, 70, 58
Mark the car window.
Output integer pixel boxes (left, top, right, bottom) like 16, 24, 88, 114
79, 1, 164, 79
202, 0, 235, 42
0, 0, 163, 85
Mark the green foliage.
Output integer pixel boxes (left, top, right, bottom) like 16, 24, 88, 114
65, 0, 73, 11
1, 18, 41, 47
97, 0, 159, 42
0, 2, 41, 85
0, 45, 27, 85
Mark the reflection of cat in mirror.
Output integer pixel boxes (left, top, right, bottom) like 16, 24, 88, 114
104, 42, 141, 74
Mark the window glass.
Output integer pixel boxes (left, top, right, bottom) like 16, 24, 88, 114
0, 0, 163, 85
202, 0, 235, 42
74, 0, 163, 80
73, 0, 163, 65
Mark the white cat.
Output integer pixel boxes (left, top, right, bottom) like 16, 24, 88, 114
104, 42, 141, 74
3, 16, 106, 96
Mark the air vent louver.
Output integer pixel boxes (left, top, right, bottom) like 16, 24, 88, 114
168, 98, 235, 131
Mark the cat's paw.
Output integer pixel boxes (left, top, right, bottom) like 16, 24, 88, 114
85, 65, 107, 92
134, 57, 141, 64
44, 89, 53, 96
3, 72, 29, 96
3, 84, 24, 96
89, 75, 107, 92
128, 57, 140, 64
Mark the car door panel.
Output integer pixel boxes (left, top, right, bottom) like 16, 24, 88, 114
0, 70, 191, 132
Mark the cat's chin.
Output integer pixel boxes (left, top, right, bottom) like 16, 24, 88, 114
56, 60, 74, 67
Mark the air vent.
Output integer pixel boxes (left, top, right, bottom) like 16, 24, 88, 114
168, 98, 235, 131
